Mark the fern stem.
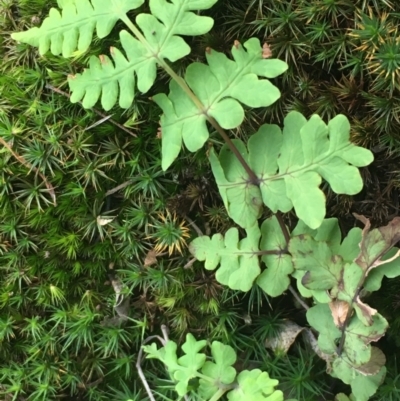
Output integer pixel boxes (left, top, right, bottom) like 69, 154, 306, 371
208, 387, 230, 401
275, 212, 291, 244
207, 117, 260, 184
247, 250, 289, 256
288, 285, 309, 311
337, 263, 370, 356
120, 15, 259, 185
121, 15, 203, 108
159, 61, 205, 110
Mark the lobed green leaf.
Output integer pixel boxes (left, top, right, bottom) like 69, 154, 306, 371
290, 234, 344, 292
199, 341, 237, 399
174, 334, 208, 396
290, 228, 394, 326
143, 334, 207, 397
227, 369, 283, 401
209, 112, 373, 230
189, 224, 261, 291
291, 219, 342, 302
364, 247, 400, 291
354, 215, 400, 273
306, 304, 342, 355
333, 360, 386, 401
156, 38, 288, 170
343, 315, 388, 367
256, 216, 293, 297
143, 340, 180, 375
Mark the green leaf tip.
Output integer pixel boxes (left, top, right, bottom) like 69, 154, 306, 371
199, 341, 237, 399
143, 333, 207, 397
189, 224, 261, 292
227, 369, 283, 401
210, 111, 374, 229
256, 216, 294, 297
11, 0, 143, 57
157, 38, 288, 171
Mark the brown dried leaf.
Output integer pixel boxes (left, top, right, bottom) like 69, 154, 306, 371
354, 296, 377, 326
329, 300, 350, 328
144, 249, 158, 267
355, 347, 386, 376
354, 214, 400, 272
262, 42, 272, 59
265, 320, 304, 354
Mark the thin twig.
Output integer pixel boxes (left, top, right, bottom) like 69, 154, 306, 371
185, 215, 203, 236
136, 327, 190, 401
84, 114, 113, 131
184, 257, 197, 269
136, 334, 167, 401
105, 179, 134, 196
161, 324, 170, 342
288, 285, 310, 311
0, 137, 57, 206
45, 84, 138, 137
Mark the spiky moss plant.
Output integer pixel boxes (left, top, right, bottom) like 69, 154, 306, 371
208, 0, 400, 227
0, 1, 269, 400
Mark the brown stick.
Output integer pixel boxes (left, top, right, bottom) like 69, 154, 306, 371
136, 334, 165, 401
288, 285, 309, 311
105, 179, 134, 196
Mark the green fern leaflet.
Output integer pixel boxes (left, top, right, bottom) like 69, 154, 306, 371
11, 0, 143, 57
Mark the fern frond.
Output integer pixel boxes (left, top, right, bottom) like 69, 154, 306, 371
155, 38, 288, 170
68, 0, 218, 110
209, 111, 374, 229
11, 0, 144, 57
